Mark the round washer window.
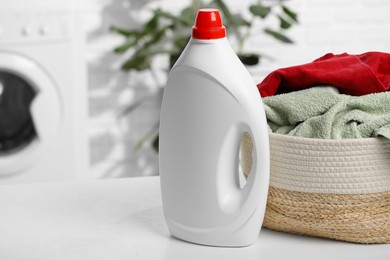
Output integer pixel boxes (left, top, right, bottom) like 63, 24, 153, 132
0, 71, 37, 154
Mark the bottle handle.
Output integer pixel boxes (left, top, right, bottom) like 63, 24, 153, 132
241, 122, 269, 216
217, 121, 269, 218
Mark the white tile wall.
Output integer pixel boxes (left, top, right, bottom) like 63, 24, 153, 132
83, 0, 390, 178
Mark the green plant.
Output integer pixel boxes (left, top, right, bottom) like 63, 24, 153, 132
112, 0, 298, 151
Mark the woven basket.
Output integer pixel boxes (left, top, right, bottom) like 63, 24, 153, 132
241, 132, 390, 244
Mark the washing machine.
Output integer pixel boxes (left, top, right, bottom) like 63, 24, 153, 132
0, 0, 88, 184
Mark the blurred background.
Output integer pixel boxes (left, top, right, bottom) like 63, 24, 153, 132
1, 0, 390, 184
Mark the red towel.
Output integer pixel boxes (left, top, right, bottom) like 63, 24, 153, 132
257, 52, 390, 97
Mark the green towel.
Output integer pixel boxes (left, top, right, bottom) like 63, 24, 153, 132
263, 86, 390, 139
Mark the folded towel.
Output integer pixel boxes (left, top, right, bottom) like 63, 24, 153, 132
257, 52, 390, 97
263, 86, 390, 139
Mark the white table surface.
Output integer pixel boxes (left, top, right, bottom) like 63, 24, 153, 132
0, 176, 389, 260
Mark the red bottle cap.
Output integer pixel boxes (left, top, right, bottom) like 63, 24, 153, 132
192, 9, 226, 40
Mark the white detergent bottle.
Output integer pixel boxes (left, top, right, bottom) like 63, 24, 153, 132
159, 9, 270, 247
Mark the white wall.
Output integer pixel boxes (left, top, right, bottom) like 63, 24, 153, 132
83, 0, 390, 179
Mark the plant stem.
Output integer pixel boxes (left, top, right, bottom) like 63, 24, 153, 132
237, 16, 256, 54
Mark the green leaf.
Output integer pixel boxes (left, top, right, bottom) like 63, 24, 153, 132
137, 47, 172, 57
121, 55, 151, 71
154, 9, 176, 20
238, 54, 260, 66
154, 8, 192, 26
179, 7, 195, 26
145, 28, 166, 48
282, 5, 298, 22
169, 53, 180, 68
249, 4, 271, 19
140, 15, 159, 37
213, 0, 243, 39
231, 14, 251, 27
213, 0, 235, 26
278, 15, 292, 29
114, 39, 138, 53
264, 28, 293, 43
152, 135, 159, 152
110, 26, 138, 37
174, 36, 189, 49
154, 9, 181, 23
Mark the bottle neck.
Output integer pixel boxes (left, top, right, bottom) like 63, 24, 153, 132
190, 37, 227, 44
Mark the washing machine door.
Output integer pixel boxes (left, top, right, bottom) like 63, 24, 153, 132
0, 52, 62, 175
